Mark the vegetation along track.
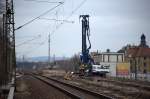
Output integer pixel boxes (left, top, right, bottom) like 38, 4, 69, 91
31, 74, 113, 99
70, 76, 150, 99
85, 76, 150, 92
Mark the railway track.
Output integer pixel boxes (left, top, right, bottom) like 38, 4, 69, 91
15, 75, 73, 99
83, 76, 150, 92
97, 78, 150, 91
68, 76, 150, 99
31, 74, 113, 99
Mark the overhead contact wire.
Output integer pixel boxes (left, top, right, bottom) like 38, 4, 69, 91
15, 2, 64, 30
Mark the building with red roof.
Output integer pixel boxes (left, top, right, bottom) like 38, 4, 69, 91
126, 34, 150, 75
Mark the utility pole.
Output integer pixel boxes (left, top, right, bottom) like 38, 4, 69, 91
48, 33, 51, 69
52, 54, 55, 68
5, 0, 16, 83
22, 55, 25, 72
135, 58, 137, 80
53, 54, 55, 64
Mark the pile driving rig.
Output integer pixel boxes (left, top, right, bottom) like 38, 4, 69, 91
79, 15, 94, 76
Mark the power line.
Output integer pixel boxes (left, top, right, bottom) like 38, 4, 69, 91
16, 35, 41, 39
67, 0, 87, 19
39, 17, 74, 23
24, 0, 63, 4
30, 0, 88, 56
15, 2, 64, 30
49, 0, 87, 36
16, 34, 41, 47
17, 36, 48, 56
16, 0, 88, 56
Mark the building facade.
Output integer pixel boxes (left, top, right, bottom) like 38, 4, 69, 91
91, 50, 124, 64
126, 34, 150, 78
91, 50, 125, 77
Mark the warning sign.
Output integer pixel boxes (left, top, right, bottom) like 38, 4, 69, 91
116, 63, 130, 75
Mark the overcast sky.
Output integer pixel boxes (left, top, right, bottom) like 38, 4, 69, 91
13, 0, 150, 58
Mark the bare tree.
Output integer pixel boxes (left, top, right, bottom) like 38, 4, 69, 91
55, 54, 81, 72
70, 54, 81, 72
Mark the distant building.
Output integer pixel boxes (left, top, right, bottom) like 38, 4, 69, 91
91, 50, 125, 77
91, 49, 124, 64
126, 34, 150, 75
139, 34, 149, 48
117, 44, 136, 53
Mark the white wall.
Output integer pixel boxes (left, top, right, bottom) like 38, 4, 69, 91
118, 55, 123, 62
101, 53, 124, 62
100, 62, 117, 77
109, 55, 117, 62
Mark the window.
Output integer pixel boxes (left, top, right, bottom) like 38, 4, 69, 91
130, 60, 132, 63
144, 62, 146, 67
95, 62, 100, 65
143, 69, 147, 73
138, 65, 140, 71
93, 66, 96, 69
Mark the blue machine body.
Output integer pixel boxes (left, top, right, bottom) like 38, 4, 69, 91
79, 15, 94, 74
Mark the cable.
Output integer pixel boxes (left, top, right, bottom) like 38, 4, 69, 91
67, 0, 87, 19
15, 2, 64, 30
16, 0, 88, 56
39, 17, 74, 23
17, 36, 48, 56
16, 35, 41, 39
49, 0, 87, 36
24, 0, 63, 4
16, 35, 41, 47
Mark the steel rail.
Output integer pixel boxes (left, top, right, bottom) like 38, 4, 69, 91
31, 75, 81, 99
44, 76, 113, 99
95, 78, 150, 92
31, 74, 113, 99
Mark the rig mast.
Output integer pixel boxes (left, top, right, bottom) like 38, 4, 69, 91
79, 15, 93, 75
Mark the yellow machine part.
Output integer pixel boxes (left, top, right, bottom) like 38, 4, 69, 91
64, 72, 73, 80
79, 64, 87, 70
79, 64, 88, 76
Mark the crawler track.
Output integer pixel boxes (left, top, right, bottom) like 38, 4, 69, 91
31, 74, 113, 99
